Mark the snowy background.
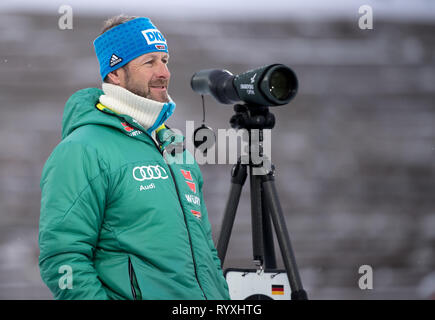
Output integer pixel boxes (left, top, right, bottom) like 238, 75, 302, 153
0, 0, 434, 299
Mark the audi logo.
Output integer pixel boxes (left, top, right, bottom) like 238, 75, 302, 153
133, 165, 169, 181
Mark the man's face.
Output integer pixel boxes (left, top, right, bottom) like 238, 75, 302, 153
118, 52, 171, 103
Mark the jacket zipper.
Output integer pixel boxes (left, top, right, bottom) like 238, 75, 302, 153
124, 121, 208, 300
128, 258, 137, 300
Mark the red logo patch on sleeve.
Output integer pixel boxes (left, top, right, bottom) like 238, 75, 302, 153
180, 169, 193, 181
186, 181, 196, 193
191, 210, 201, 219
181, 169, 196, 193
121, 122, 134, 132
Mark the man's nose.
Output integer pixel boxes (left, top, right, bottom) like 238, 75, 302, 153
155, 62, 170, 79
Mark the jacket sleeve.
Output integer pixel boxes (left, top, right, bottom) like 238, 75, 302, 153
39, 141, 109, 300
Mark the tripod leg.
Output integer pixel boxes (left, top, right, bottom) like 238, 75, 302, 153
250, 169, 277, 270
217, 162, 247, 265
262, 175, 308, 300
249, 171, 265, 267
261, 197, 277, 269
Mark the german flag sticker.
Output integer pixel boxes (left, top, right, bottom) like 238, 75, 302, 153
272, 284, 284, 295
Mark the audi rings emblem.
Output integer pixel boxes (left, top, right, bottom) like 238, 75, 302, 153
133, 165, 169, 181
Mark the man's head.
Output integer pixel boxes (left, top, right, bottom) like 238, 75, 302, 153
94, 15, 171, 103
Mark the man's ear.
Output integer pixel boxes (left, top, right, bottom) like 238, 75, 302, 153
106, 68, 124, 85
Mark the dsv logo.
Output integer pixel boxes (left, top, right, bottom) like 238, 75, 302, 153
133, 165, 169, 181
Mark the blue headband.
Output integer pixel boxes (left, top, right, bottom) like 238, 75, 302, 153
94, 17, 169, 80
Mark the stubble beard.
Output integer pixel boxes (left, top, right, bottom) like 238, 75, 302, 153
144, 87, 169, 103
124, 67, 170, 103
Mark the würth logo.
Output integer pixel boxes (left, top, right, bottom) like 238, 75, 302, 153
181, 169, 196, 193
110, 54, 122, 67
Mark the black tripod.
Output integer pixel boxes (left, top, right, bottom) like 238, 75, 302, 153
216, 104, 308, 300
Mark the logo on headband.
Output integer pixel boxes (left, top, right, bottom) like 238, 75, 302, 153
110, 54, 123, 67
141, 29, 167, 46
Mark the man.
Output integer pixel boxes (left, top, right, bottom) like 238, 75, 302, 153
38, 15, 230, 300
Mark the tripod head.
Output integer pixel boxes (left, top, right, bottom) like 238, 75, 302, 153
228, 104, 275, 176
230, 104, 275, 131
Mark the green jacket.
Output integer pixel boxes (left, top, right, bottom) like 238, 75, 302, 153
39, 88, 230, 300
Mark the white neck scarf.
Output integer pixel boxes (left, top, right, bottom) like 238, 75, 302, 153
99, 83, 169, 132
